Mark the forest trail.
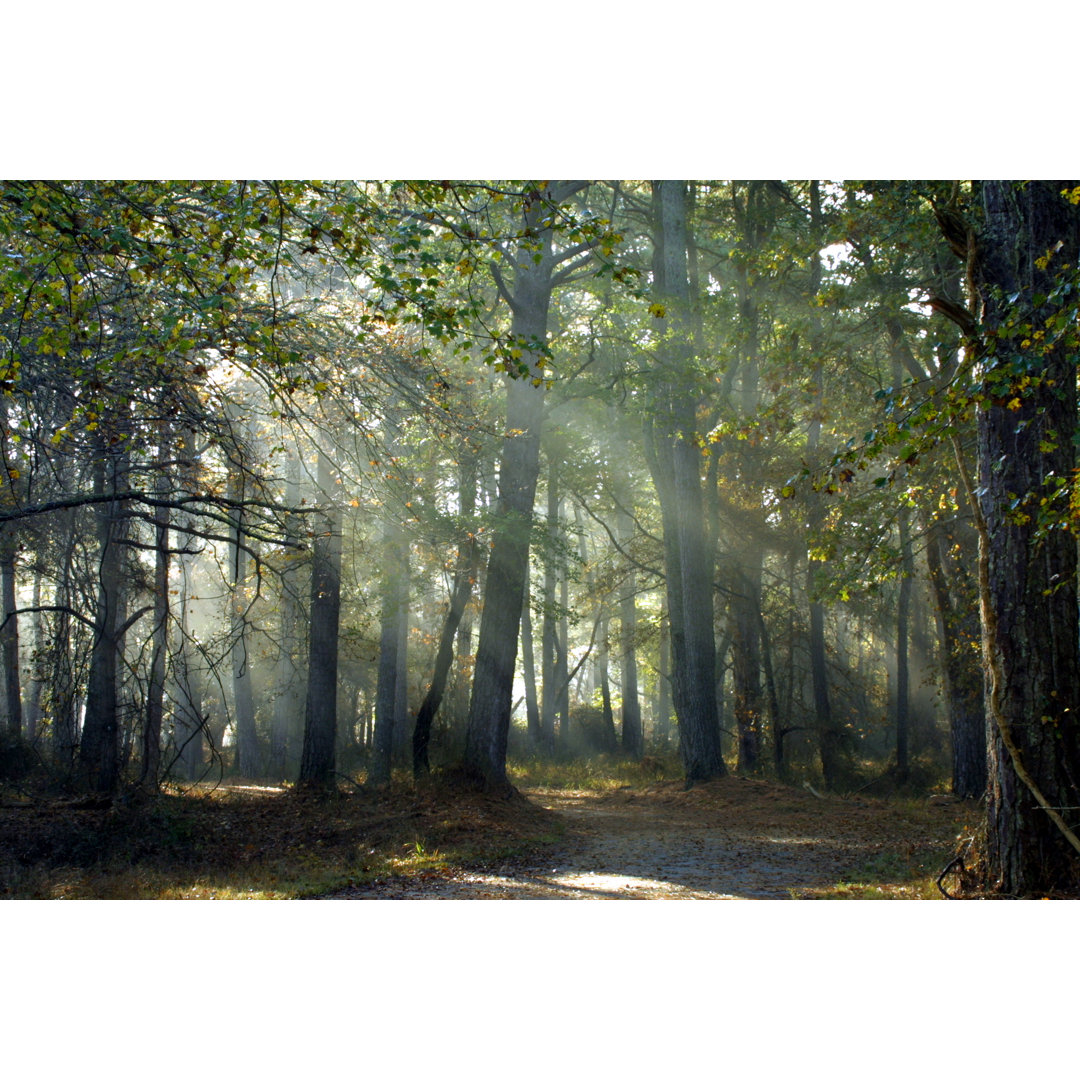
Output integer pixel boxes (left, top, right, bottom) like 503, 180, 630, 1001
329, 776, 965, 900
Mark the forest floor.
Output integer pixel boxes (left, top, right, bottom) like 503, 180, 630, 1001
0, 764, 980, 899
329, 776, 979, 900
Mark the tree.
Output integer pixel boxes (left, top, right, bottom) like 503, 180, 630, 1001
297, 446, 343, 791
463, 181, 592, 790
643, 181, 726, 784
967, 180, 1080, 894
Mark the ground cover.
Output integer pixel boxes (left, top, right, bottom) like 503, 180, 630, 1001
0, 760, 981, 899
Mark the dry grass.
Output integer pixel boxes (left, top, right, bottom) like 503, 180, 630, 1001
0, 777, 563, 899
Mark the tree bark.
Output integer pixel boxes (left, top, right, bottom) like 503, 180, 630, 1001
0, 525, 21, 738
972, 180, 1080, 894
656, 599, 670, 749
370, 510, 408, 787
298, 449, 342, 791
464, 185, 572, 789
24, 570, 43, 743
540, 462, 560, 755
228, 492, 259, 777
924, 515, 986, 799
172, 551, 205, 781
140, 442, 170, 790
805, 180, 848, 789
270, 452, 304, 778
520, 590, 541, 748
731, 559, 763, 774
617, 507, 643, 759
894, 507, 913, 784
79, 450, 125, 793
413, 513, 478, 776
643, 180, 725, 785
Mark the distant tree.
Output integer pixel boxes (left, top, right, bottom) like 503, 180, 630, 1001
298, 446, 343, 791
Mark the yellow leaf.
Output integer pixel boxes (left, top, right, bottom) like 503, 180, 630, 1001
648, 302, 666, 318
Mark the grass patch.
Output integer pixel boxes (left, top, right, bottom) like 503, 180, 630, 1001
507, 751, 676, 791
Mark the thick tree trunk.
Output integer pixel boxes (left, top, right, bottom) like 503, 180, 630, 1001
973, 180, 1080, 894
79, 452, 124, 793
644, 180, 725, 785
464, 188, 563, 790
298, 450, 342, 791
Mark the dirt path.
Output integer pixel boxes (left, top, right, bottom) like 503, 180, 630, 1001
330, 778, 956, 899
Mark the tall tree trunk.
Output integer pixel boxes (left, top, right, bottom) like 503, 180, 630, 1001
617, 509, 643, 759
270, 452, 304, 778
51, 524, 78, 769
298, 449, 342, 791
371, 515, 408, 787
24, 570, 43, 743
597, 614, 617, 752
228, 456, 259, 777
464, 187, 562, 790
643, 180, 725, 785
540, 462, 560, 756
520, 590, 541, 748
805, 181, 846, 789
731, 559, 763, 774
393, 568, 410, 761
413, 500, 479, 776
971, 180, 1080, 894
0, 525, 21, 739
172, 552, 204, 781
556, 541, 570, 751
140, 441, 171, 789
656, 599, 671, 749
79, 450, 124, 793
924, 515, 986, 799
894, 508, 913, 784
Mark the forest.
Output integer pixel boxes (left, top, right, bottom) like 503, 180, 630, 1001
2, 178, 1079, 901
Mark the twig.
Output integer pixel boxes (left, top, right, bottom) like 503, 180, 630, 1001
936, 855, 965, 899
